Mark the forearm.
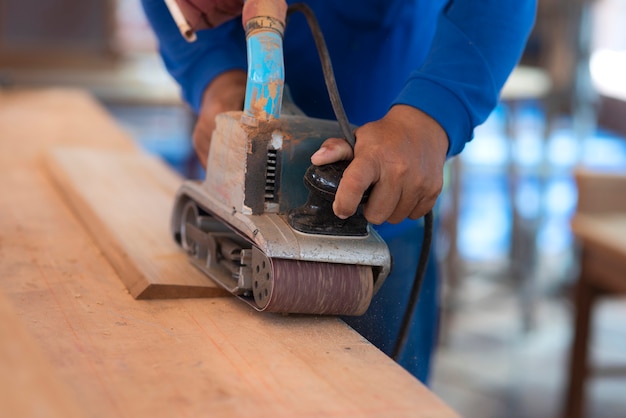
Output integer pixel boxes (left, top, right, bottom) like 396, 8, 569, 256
393, 0, 537, 156
141, 0, 247, 112
198, 69, 246, 115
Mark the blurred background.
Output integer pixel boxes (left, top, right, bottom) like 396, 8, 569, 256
1, 0, 624, 416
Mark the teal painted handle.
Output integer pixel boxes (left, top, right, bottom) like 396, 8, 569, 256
243, 25, 284, 123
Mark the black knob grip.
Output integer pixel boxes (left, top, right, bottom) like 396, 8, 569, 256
288, 161, 369, 236
304, 161, 370, 204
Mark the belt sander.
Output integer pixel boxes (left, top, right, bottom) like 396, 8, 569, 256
168, 1, 391, 316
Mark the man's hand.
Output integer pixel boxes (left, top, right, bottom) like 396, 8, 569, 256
310, 105, 448, 224
173, 0, 287, 31
174, 0, 244, 30
193, 70, 246, 167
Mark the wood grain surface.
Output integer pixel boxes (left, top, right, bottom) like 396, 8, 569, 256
0, 88, 458, 417
0, 291, 85, 418
46, 148, 226, 298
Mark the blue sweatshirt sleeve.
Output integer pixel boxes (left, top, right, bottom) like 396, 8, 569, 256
141, 0, 247, 112
393, 0, 537, 156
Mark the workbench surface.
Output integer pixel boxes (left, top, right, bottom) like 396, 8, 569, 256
0, 89, 458, 418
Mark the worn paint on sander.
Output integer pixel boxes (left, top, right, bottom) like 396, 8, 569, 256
243, 16, 285, 124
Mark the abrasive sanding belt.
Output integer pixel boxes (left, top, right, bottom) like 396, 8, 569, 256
256, 259, 373, 315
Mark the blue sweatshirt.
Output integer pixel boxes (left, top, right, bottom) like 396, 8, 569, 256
141, 0, 536, 382
141, 0, 535, 156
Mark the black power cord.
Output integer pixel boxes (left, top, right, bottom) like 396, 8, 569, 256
286, 3, 354, 148
286, 3, 434, 363
391, 211, 433, 360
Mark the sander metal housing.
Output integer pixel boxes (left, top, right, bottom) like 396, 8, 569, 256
168, 0, 391, 315
171, 112, 391, 315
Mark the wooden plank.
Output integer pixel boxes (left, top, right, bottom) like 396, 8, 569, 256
0, 290, 85, 418
46, 148, 226, 299
0, 89, 458, 417
0, 88, 137, 171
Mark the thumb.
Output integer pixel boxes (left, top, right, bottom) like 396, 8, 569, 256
311, 137, 354, 166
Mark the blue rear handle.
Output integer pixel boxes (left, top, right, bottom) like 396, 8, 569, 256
243, 18, 285, 123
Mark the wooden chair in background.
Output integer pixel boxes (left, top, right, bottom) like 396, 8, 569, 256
563, 169, 626, 418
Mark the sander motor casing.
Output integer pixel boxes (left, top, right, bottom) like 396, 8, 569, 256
170, 111, 392, 315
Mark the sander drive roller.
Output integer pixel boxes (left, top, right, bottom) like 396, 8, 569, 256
255, 258, 373, 315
